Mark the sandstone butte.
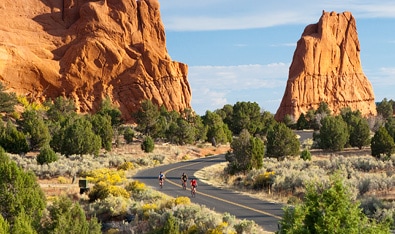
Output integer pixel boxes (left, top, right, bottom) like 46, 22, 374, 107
275, 11, 377, 122
0, 0, 191, 121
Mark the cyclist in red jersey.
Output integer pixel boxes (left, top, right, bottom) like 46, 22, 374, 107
190, 178, 197, 197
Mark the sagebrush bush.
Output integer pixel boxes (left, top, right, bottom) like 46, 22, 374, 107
234, 219, 258, 234
88, 195, 131, 217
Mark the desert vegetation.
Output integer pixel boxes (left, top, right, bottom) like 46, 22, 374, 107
2, 80, 395, 233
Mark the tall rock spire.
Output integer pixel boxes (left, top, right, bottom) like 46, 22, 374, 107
275, 11, 376, 121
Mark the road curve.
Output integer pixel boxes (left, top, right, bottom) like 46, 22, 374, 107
133, 155, 284, 233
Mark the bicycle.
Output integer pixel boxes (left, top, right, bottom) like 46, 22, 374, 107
182, 180, 187, 190
159, 180, 164, 189
191, 186, 196, 197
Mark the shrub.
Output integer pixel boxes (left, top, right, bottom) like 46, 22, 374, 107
117, 161, 135, 171
266, 122, 300, 160
0, 147, 46, 230
36, 145, 58, 165
90, 114, 113, 151
0, 120, 29, 154
0, 215, 10, 234
174, 196, 191, 206
85, 168, 126, 184
141, 203, 159, 218
163, 213, 179, 234
141, 136, 154, 153
253, 171, 275, 190
300, 149, 312, 161
19, 109, 51, 150
126, 180, 147, 194
234, 219, 257, 234
51, 116, 102, 157
57, 176, 69, 184
371, 126, 395, 159
123, 127, 135, 144
85, 168, 128, 201
226, 129, 264, 174
88, 182, 129, 202
41, 196, 101, 233
277, 173, 390, 233
89, 195, 131, 218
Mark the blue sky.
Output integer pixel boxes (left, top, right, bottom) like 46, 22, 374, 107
159, 1, 395, 116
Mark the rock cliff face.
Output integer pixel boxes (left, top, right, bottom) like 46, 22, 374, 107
275, 11, 376, 121
0, 0, 191, 121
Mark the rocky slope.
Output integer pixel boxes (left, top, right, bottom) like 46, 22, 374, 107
0, 0, 191, 121
275, 11, 376, 121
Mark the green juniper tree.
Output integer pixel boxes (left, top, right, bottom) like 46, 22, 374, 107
134, 99, 160, 137
0, 147, 46, 231
19, 109, 51, 150
266, 122, 300, 160
0, 82, 17, 114
51, 116, 101, 157
0, 120, 29, 154
90, 114, 113, 151
36, 145, 58, 165
40, 196, 101, 234
316, 116, 349, 151
371, 126, 395, 159
202, 110, 232, 145
226, 129, 264, 174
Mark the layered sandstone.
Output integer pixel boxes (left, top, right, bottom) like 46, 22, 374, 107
275, 11, 376, 121
0, 0, 191, 121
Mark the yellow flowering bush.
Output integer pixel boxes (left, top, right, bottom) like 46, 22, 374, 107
85, 168, 128, 202
253, 170, 276, 190
86, 168, 126, 185
125, 180, 146, 194
57, 176, 70, 184
182, 154, 190, 160
117, 161, 135, 171
207, 222, 235, 234
142, 203, 158, 219
174, 196, 191, 206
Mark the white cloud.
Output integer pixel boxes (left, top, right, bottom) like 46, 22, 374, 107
369, 67, 395, 85
160, 1, 395, 31
188, 63, 289, 114
364, 67, 395, 102
270, 43, 296, 47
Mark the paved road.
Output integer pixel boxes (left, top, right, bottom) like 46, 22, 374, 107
133, 155, 284, 233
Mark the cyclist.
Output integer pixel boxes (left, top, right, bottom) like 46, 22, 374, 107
181, 172, 188, 189
190, 178, 198, 197
158, 171, 165, 188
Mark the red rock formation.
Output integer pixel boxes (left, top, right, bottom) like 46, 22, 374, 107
0, 0, 191, 121
275, 11, 376, 121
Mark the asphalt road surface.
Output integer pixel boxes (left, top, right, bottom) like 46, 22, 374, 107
133, 155, 284, 233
